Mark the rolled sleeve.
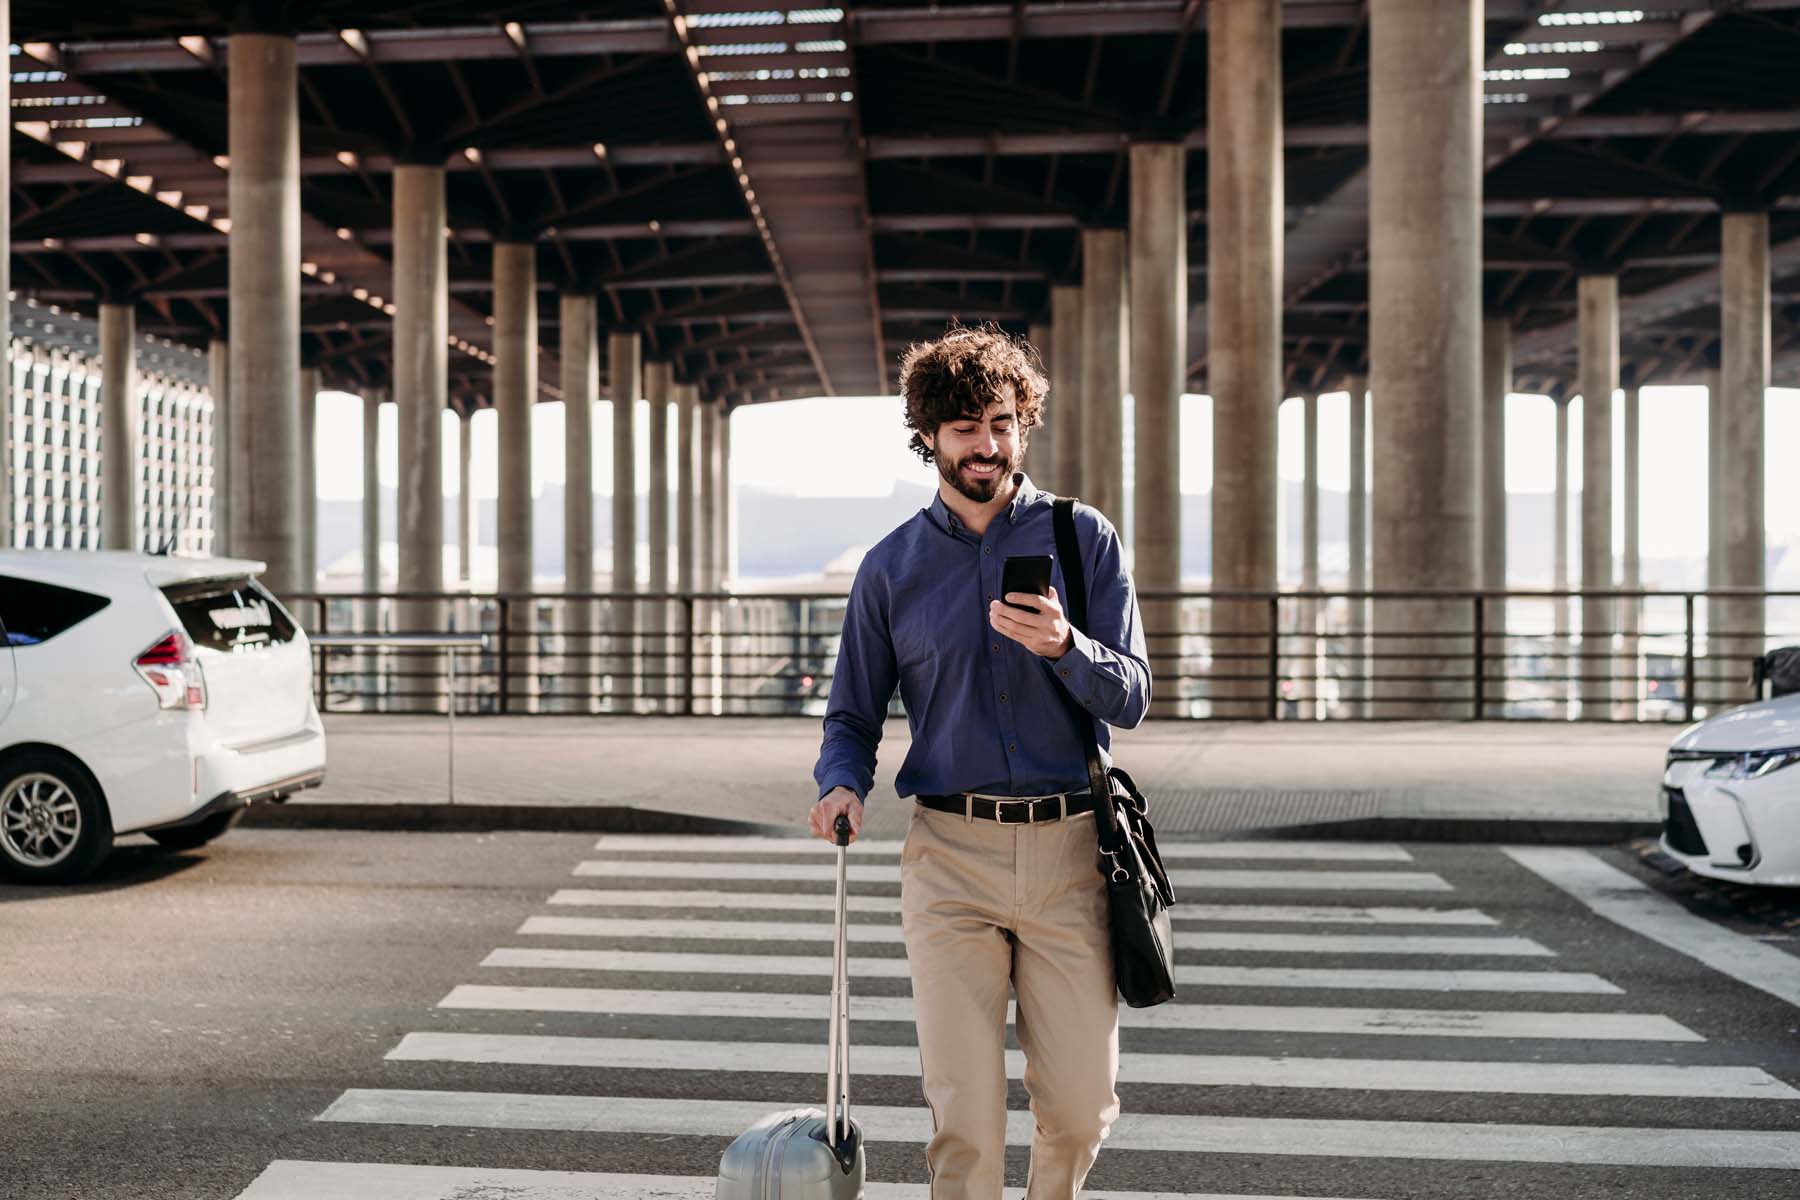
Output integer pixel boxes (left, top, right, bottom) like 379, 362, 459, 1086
1050, 512, 1151, 728
813, 557, 899, 803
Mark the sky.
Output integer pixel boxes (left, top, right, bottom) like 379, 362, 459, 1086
315, 385, 1800, 565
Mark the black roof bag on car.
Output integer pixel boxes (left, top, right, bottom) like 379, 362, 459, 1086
1755, 646, 1800, 699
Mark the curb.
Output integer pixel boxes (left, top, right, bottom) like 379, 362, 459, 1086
238, 801, 794, 837
1240, 816, 1661, 844
240, 801, 1657, 844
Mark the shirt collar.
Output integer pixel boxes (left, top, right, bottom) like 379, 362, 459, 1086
926, 471, 1044, 535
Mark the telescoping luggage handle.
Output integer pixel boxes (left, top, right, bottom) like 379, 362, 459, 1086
823, 813, 854, 1149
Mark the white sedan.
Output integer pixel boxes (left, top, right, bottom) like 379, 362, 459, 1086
0, 552, 327, 884
1661, 690, 1800, 886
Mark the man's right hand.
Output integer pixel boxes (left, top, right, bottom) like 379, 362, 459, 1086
809, 787, 865, 845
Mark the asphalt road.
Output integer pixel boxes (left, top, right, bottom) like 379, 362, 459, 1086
2, 828, 1797, 1199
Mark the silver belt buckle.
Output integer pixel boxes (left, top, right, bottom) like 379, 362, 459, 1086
994, 798, 1034, 825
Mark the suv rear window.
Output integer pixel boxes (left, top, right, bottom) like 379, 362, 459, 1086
162, 577, 298, 652
0, 575, 113, 645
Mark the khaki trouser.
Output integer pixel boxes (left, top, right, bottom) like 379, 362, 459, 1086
899, 799, 1122, 1199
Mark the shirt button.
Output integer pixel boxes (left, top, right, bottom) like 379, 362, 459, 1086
987, 594, 994, 603
1059, 668, 1070, 677
999, 692, 1008, 702
991, 643, 999, 652
983, 546, 992, 555
1008, 743, 1017, 752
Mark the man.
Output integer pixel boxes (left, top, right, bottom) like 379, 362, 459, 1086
808, 325, 1151, 1198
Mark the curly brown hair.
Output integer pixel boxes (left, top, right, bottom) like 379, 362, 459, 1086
897, 323, 1048, 466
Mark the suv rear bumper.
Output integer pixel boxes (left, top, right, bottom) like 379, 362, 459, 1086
141, 768, 325, 833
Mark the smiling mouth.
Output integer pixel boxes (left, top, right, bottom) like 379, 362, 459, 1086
964, 461, 1001, 476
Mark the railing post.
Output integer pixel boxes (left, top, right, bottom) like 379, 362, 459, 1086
1683, 593, 1697, 723
1267, 595, 1281, 721
497, 595, 512, 715
684, 596, 697, 716
1472, 595, 1485, 721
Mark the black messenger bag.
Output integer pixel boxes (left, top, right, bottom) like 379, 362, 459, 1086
1051, 497, 1177, 1009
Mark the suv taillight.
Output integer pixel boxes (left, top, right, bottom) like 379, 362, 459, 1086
134, 631, 207, 710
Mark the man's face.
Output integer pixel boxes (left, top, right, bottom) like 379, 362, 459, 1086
923, 388, 1023, 503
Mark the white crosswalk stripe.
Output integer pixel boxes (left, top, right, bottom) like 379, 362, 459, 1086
389, 1031, 1797, 1099
517, 915, 1554, 956
230, 834, 1800, 1197
317, 1091, 1800, 1169
481, 946, 1623, 992
436, 983, 1702, 1040
590, 835, 1417, 861
546, 890, 1498, 925
234, 1160, 1368, 1200
574, 860, 1456, 890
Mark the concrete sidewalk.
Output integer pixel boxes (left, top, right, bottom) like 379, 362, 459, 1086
238, 714, 1677, 842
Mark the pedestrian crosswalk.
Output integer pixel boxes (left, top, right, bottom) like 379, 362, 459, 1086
230, 833, 1800, 1198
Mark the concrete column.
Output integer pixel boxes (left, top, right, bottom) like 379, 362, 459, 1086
1370, 0, 1482, 716
1050, 284, 1082, 497
99, 302, 138, 551
297, 365, 319, 590
1621, 382, 1641, 709
0, 0, 8, 547
699, 398, 718, 594
361, 390, 383, 707
209, 339, 230, 553
457, 406, 473, 586
1208, 0, 1282, 717
698, 396, 720, 714
646, 361, 673, 710
720, 405, 735, 586
1553, 392, 1572, 711
1079, 228, 1127, 524
1577, 275, 1618, 715
1345, 375, 1369, 715
1719, 211, 1769, 701
1300, 392, 1321, 719
392, 162, 447, 709
561, 293, 597, 713
227, 33, 301, 596
1027, 321, 1054, 493
1705, 364, 1723, 702
1480, 317, 1510, 696
608, 331, 642, 709
1130, 140, 1186, 717
494, 241, 537, 711
676, 383, 699, 714
363, 392, 382, 594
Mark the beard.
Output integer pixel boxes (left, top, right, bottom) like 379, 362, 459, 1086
935, 444, 1018, 503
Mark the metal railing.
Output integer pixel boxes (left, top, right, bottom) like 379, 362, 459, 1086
309, 633, 488, 801
290, 588, 1799, 723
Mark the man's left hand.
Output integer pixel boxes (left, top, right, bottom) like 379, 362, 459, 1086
990, 586, 1075, 659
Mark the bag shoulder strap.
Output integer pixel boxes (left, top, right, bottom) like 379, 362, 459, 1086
1053, 498, 1114, 829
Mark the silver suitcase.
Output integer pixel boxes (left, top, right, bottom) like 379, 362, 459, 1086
716, 815, 867, 1198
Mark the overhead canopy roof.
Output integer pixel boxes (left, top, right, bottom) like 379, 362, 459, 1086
13, 0, 1800, 410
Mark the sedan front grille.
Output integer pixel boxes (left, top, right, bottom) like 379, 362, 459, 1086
1662, 787, 1709, 857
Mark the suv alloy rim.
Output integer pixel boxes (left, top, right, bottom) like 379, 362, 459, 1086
1, 772, 83, 868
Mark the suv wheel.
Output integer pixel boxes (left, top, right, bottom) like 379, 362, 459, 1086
0, 751, 113, 885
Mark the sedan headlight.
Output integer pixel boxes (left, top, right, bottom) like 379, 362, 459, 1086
1703, 748, 1800, 780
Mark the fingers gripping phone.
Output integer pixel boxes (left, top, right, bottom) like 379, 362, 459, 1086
1001, 555, 1054, 613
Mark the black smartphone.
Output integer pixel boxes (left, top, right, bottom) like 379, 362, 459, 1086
1001, 555, 1054, 612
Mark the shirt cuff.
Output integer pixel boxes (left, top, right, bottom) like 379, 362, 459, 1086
817, 777, 868, 804
1050, 627, 1108, 710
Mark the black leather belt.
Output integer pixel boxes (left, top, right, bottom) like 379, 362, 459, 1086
915, 791, 1098, 824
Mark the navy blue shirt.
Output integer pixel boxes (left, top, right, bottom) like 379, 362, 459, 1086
813, 473, 1151, 805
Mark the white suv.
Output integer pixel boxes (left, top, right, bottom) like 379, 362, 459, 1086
0, 551, 326, 883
